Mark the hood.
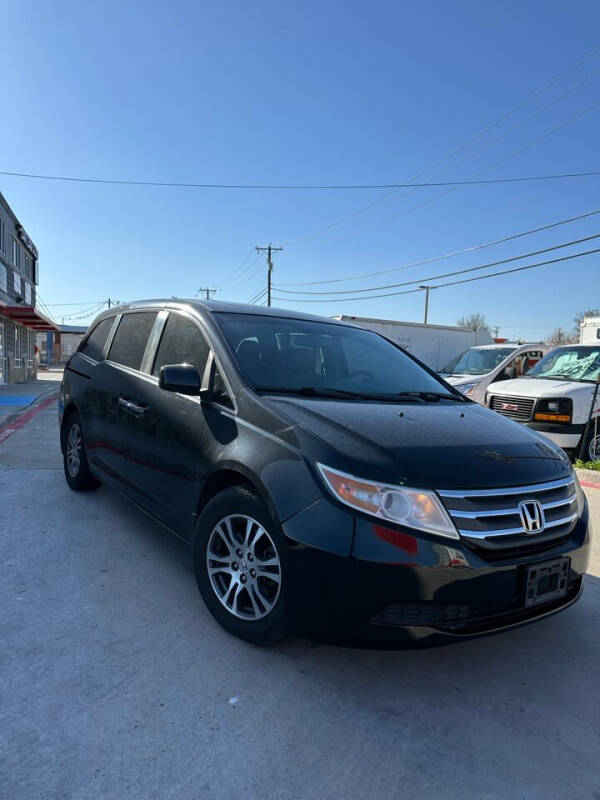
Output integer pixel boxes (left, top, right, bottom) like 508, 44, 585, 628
488, 377, 595, 399
265, 397, 570, 490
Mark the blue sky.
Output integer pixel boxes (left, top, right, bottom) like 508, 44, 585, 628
1, 0, 599, 338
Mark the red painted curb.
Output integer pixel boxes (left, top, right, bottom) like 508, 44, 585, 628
0, 392, 58, 446
580, 480, 600, 490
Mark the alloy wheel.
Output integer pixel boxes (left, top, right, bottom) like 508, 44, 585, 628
589, 432, 600, 462
66, 423, 82, 478
206, 514, 281, 620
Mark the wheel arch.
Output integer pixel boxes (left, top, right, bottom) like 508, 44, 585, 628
194, 464, 281, 535
60, 402, 80, 453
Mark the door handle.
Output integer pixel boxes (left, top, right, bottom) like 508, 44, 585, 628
118, 396, 147, 416
126, 401, 148, 416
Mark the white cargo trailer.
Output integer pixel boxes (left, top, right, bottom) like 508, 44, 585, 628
331, 315, 492, 371
580, 316, 600, 344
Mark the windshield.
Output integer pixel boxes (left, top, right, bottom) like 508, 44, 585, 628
216, 313, 456, 399
442, 347, 517, 375
527, 346, 600, 383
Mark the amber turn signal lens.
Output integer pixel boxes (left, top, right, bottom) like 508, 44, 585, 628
533, 412, 571, 423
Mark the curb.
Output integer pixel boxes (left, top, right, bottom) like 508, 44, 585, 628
576, 467, 600, 489
0, 387, 59, 440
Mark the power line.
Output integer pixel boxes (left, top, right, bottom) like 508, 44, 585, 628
0, 168, 599, 191
282, 46, 600, 244
43, 300, 107, 306
274, 233, 600, 296
61, 301, 107, 321
378, 98, 600, 229
235, 258, 268, 287
275, 207, 600, 287
219, 249, 255, 286
248, 289, 267, 304
271, 246, 600, 303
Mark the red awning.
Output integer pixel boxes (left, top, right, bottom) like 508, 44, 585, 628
1, 304, 59, 332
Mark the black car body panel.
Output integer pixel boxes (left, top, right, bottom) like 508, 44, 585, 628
265, 396, 571, 489
59, 299, 591, 643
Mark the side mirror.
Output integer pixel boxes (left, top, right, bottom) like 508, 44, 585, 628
159, 364, 201, 395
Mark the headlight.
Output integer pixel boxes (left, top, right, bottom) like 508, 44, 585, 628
457, 382, 480, 396
317, 464, 459, 539
533, 397, 572, 424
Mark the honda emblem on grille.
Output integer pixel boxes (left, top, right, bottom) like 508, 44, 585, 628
500, 402, 519, 412
518, 500, 545, 533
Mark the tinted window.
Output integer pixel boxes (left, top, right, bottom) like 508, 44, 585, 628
79, 318, 114, 361
216, 313, 452, 398
109, 312, 157, 370
152, 313, 210, 377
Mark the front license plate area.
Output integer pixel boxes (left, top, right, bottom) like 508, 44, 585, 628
525, 557, 570, 608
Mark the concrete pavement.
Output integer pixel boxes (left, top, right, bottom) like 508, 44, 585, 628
1, 397, 599, 800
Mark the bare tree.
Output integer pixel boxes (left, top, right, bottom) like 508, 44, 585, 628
547, 327, 571, 345
573, 308, 600, 336
457, 312, 489, 331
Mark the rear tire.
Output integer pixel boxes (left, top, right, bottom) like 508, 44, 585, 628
193, 486, 288, 645
62, 412, 101, 491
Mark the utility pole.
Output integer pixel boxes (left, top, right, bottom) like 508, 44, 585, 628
107, 298, 111, 309
419, 285, 437, 324
198, 288, 217, 300
491, 325, 500, 339
256, 244, 283, 307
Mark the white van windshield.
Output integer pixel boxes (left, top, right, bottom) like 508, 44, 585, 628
527, 346, 600, 383
442, 347, 516, 375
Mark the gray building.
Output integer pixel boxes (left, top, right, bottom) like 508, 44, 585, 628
0, 190, 57, 384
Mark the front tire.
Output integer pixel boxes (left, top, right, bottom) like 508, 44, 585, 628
62, 412, 101, 491
582, 423, 600, 463
193, 487, 288, 645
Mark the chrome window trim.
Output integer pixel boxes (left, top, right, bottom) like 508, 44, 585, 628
141, 310, 168, 375
102, 314, 122, 360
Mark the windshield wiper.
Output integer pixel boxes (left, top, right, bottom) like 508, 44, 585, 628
254, 386, 377, 399
255, 386, 426, 401
254, 386, 466, 402
395, 391, 467, 403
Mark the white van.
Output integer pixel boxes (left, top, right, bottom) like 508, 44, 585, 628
441, 343, 549, 404
485, 343, 600, 461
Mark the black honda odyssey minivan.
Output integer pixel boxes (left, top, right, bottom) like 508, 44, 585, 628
59, 300, 591, 645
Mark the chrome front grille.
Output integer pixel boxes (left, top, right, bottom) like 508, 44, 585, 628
438, 476, 579, 556
489, 394, 534, 421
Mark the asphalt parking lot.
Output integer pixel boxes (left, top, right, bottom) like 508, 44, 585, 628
1, 391, 599, 800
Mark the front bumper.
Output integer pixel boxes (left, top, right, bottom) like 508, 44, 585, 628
281, 497, 591, 643
524, 421, 584, 451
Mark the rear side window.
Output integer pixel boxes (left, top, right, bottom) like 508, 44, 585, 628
79, 318, 114, 361
152, 313, 210, 376
109, 312, 157, 370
